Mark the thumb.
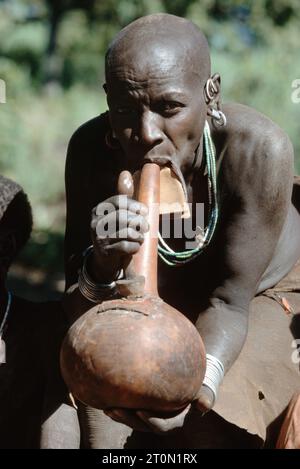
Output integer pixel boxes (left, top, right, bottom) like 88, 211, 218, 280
194, 385, 215, 414
118, 170, 134, 197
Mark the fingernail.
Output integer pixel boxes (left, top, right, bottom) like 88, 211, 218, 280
139, 206, 148, 215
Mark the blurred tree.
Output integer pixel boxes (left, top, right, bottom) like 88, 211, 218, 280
265, 0, 299, 26
44, 0, 95, 82
1, 0, 300, 285
45, 0, 96, 56
162, 0, 197, 17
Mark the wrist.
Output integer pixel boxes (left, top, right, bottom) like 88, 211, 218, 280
202, 354, 225, 407
78, 246, 123, 303
88, 247, 121, 284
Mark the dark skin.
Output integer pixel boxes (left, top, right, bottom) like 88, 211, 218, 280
0, 207, 79, 448
64, 15, 300, 437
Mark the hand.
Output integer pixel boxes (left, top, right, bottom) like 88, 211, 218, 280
193, 384, 215, 414
104, 405, 191, 434
90, 194, 149, 282
104, 385, 216, 434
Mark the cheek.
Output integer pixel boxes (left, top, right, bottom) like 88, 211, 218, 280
109, 110, 136, 139
186, 100, 207, 143
166, 109, 204, 146
110, 115, 132, 145
117, 128, 133, 148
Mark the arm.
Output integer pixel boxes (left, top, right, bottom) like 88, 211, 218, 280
64, 113, 119, 292
63, 119, 122, 320
64, 128, 94, 292
63, 123, 149, 322
195, 129, 294, 410
63, 126, 189, 435
40, 303, 80, 449
63, 126, 101, 322
41, 401, 80, 449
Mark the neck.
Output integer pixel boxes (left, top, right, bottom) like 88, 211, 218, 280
193, 133, 205, 174
159, 132, 208, 252
185, 127, 203, 167
185, 133, 205, 203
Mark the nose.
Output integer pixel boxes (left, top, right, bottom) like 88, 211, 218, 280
136, 110, 164, 148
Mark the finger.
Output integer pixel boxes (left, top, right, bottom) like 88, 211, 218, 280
92, 210, 127, 238
93, 230, 144, 258
118, 170, 134, 198
104, 240, 142, 256
95, 196, 148, 216
104, 409, 152, 433
194, 385, 215, 414
92, 211, 149, 237
128, 214, 149, 234
112, 227, 144, 243
137, 405, 191, 433
112, 212, 149, 236
95, 196, 125, 216
121, 197, 148, 216
93, 200, 115, 219
92, 210, 121, 236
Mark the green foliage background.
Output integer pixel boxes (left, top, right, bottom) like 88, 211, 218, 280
0, 0, 300, 290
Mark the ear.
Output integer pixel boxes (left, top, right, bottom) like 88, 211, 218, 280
103, 83, 111, 110
204, 73, 221, 106
211, 73, 221, 95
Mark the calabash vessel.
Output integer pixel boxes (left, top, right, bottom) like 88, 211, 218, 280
60, 163, 206, 412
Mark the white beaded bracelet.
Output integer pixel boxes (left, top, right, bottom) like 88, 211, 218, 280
202, 353, 225, 406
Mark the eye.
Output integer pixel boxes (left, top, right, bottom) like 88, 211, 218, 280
116, 107, 130, 115
115, 105, 137, 116
157, 101, 185, 116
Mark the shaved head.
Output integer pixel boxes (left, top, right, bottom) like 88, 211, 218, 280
105, 13, 211, 86
104, 14, 212, 176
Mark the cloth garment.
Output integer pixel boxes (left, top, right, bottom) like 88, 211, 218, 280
212, 176, 300, 447
0, 298, 69, 448
276, 392, 300, 449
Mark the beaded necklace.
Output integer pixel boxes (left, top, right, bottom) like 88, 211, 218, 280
158, 121, 218, 266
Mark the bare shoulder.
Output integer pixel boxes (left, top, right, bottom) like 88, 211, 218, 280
66, 112, 109, 166
215, 103, 294, 199
68, 112, 108, 145
65, 112, 111, 198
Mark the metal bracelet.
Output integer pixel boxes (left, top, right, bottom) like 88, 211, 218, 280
78, 245, 122, 303
202, 353, 225, 406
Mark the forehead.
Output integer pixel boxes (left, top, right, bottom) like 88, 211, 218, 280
106, 45, 200, 97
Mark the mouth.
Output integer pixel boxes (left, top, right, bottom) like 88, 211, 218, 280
130, 162, 189, 219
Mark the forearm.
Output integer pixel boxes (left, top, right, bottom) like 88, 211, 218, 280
195, 298, 249, 374
63, 284, 96, 325
63, 247, 121, 324
40, 403, 80, 449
